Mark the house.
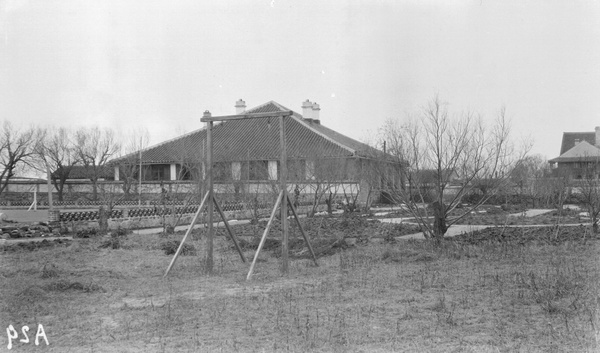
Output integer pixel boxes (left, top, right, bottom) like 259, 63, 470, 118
549, 127, 600, 179
111, 99, 402, 205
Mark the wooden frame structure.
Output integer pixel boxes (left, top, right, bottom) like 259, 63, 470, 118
164, 110, 318, 279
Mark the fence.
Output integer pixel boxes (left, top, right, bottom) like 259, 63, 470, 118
55, 200, 320, 223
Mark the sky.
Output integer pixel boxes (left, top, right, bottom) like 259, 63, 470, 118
1, 0, 599, 159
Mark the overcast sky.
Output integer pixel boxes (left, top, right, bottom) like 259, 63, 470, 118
1, 0, 599, 159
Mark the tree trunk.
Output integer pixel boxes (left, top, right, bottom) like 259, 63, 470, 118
326, 193, 334, 215
432, 201, 448, 241
98, 206, 108, 233
91, 180, 98, 200
53, 177, 66, 202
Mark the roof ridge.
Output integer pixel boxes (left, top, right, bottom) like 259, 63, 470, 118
244, 100, 304, 118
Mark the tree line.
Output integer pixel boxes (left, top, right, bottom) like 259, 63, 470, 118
0, 122, 149, 201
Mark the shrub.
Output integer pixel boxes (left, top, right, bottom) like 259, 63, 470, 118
75, 228, 98, 238
114, 227, 130, 237
161, 240, 196, 256
99, 236, 122, 249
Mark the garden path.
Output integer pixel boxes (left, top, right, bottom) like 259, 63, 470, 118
381, 208, 591, 240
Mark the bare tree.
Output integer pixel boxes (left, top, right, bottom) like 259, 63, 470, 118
157, 131, 206, 232
378, 96, 529, 240
538, 172, 570, 210
116, 127, 150, 196
305, 156, 342, 216
74, 127, 120, 200
0, 122, 39, 197
511, 154, 550, 207
33, 127, 80, 201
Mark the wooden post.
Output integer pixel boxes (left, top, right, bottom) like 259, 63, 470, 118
280, 115, 288, 275
205, 111, 214, 274
46, 162, 53, 211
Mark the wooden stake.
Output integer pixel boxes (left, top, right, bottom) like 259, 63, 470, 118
287, 195, 318, 266
212, 195, 246, 262
280, 115, 288, 275
164, 191, 210, 277
246, 191, 283, 280
206, 119, 214, 273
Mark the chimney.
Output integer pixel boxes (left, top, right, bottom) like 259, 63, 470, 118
235, 99, 246, 114
596, 126, 600, 147
312, 102, 320, 124
302, 99, 313, 120
574, 139, 580, 146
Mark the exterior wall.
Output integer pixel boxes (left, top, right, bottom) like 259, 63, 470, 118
554, 162, 600, 179
10, 157, 401, 209
268, 161, 278, 180
1, 179, 360, 204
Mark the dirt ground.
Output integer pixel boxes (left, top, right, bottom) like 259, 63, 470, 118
1, 217, 599, 353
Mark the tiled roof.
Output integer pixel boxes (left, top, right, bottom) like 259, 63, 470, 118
549, 140, 600, 163
559, 132, 595, 155
59, 165, 114, 179
113, 101, 382, 164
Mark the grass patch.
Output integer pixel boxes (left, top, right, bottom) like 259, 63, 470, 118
44, 279, 105, 293
0, 222, 599, 352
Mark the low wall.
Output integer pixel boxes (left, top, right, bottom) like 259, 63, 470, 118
61, 203, 328, 232
1, 180, 365, 207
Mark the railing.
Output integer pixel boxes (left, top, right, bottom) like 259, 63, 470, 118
56, 200, 318, 222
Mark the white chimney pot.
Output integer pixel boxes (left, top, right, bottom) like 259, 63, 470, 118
235, 99, 246, 114
302, 99, 313, 120
312, 102, 320, 123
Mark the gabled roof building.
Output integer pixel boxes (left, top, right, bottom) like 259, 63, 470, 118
549, 127, 600, 179
112, 100, 402, 204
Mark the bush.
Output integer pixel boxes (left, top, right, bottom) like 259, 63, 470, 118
99, 236, 122, 249
161, 240, 196, 256
114, 227, 130, 237
76, 228, 98, 238
98, 229, 129, 249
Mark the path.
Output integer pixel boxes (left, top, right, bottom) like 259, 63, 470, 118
508, 209, 554, 217
381, 208, 590, 240
132, 219, 252, 235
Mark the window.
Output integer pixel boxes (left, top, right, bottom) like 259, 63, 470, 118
147, 164, 170, 181
213, 162, 232, 181
249, 160, 269, 180
287, 160, 306, 181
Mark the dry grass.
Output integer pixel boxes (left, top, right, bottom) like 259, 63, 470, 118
0, 229, 599, 352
